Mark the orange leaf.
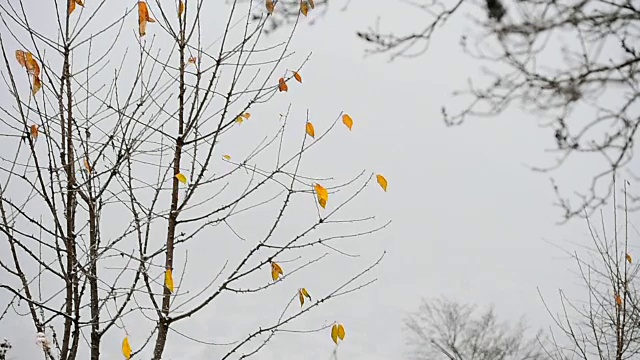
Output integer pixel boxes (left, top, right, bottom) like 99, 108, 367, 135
243, 112, 251, 119
266, 0, 275, 14
342, 114, 353, 130
616, 293, 623, 306
300, 0, 309, 16
626, 253, 632, 264
278, 77, 288, 92
178, 1, 185, 17
376, 174, 388, 192
32, 75, 42, 95
314, 183, 328, 209
188, 56, 197, 64
138, 2, 155, 37
30, 125, 39, 141
84, 156, 92, 173
306, 122, 315, 138
15, 50, 27, 67
293, 71, 302, 83
68, 0, 76, 14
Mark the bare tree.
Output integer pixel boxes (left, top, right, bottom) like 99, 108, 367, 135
404, 297, 546, 360
539, 180, 640, 360
0, 0, 388, 359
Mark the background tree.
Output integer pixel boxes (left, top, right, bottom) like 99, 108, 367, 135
0, 0, 388, 359
267, 0, 640, 222
404, 297, 546, 360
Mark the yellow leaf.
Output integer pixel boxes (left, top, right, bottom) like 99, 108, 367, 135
298, 289, 305, 306
266, 0, 275, 14
301, 287, 311, 300
236, 116, 244, 124
626, 253, 632, 264
314, 183, 328, 209
337, 324, 345, 340
309, 0, 315, 8
376, 174, 388, 192
300, 0, 309, 16
616, 293, 623, 306
165, 269, 174, 293
293, 71, 302, 83
175, 173, 188, 184
178, 1, 185, 17
306, 122, 315, 138
271, 262, 283, 281
278, 77, 288, 92
122, 336, 132, 359
331, 324, 339, 345
223, 154, 231, 160
30, 125, 39, 141
342, 114, 353, 130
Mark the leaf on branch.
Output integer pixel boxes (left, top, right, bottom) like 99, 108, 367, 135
84, 156, 92, 173
236, 113, 250, 124
266, 0, 275, 14
178, 1, 185, 17
293, 71, 302, 83
236, 116, 244, 124
122, 337, 132, 359
298, 287, 312, 306
337, 324, 345, 340
223, 154, 231, 160
175, 173, 188, 184
188, 56, 197, 64
68, 0, 84, 15
278, 77, 288, 92
30, 125, 39, 142
626, 253, 632, 264
300, 1, 309, 16
342, 114, 353, 130
138, 1, 156, 37
243, 112, 251, 119
306, 122, 315, 138
16, 51, 42, 95
616, 293, 623, 307
376, 174, 388, 192
315, 183, 328, 209
309, 0, 314, 8
33, 76, 42, 95
331, 324, 339, 344
271, 261, 284, 281
165, 269, 174, 293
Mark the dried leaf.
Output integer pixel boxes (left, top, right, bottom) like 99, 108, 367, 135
175, 173, 188, 184
68, 0, 76, 14
84, 156, 92, 173
293, 71, 302, 83
138, 1, 155, 37
306, 122, 315, 138
342, 114, 353, 130
178, 1, 185, 17
243, 113, 251, 119
165, 269, 174, 293
309, 0, 315, 8
376, 174, 388, 192
188, 56, 197, 64
76, 0, 84, 5
627, 253, 632, 264
15, 50, 27, 67
271, 262, 283, 281
616, 293, 623, 306
278, 77, 288, 92
32, 76, 42, 95
314, 183, 328, 209
331, 324, 339, 344
300, 0, 309, 16
30, 125, 39, 141
337, 324, 345, 340
266, 0, 275, 14
122, 337, 132, 359
223, 154, 231, 160
26, 53, 40, 78
298, 289, 305, 306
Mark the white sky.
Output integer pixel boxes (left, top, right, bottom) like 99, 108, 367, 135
0, 1, 629, 359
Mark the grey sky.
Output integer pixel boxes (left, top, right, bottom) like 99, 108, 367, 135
0, 1, 622, 359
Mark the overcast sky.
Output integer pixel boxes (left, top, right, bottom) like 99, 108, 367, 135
0, 1, 628, 359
